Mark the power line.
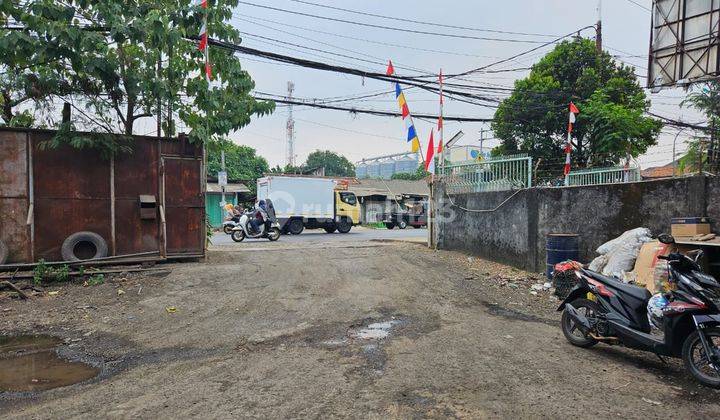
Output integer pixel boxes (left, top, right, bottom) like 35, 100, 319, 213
623, 0, 651, 12
235, 1, 551, 44
288, 0, 560, 38
237, 14, 520, 60
253, 95, 492, 122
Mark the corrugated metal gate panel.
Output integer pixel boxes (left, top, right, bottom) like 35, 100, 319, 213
163, 158, 203, 255
32, 132, 111, 260
0, 130, 30, 262
114, 139, 160, 254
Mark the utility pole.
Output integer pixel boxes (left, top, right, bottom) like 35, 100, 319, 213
286, 81, 295, 168
157, 50, 162, 138
596, 0, 603, 53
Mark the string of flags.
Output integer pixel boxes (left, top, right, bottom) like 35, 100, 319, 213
387, 60, 421, 154
564, 102, 580, 177
197, 0, 212, 82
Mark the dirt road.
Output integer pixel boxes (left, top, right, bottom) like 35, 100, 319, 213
2, 241, 720, 418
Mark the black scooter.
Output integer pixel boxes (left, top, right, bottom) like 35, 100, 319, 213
558, 234, 720, 387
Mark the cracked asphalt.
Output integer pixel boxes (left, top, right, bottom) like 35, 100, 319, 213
2, 240, 720, 418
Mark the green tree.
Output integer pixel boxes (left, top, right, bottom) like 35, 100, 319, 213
492, 38, 661, 173
206, 139, 268, 193
304, 150, 355, 177
1, 0, 273, 143
681, 82, 720, 171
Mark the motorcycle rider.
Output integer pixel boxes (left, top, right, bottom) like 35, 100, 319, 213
249, 200, 268, 234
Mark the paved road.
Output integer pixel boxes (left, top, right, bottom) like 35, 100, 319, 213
210, 225, 427, 247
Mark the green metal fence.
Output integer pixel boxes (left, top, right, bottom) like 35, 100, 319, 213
566, 166, 641, 187
442, 154, 533, 194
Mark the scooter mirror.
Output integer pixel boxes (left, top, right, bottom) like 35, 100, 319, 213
658, 233, 675, 245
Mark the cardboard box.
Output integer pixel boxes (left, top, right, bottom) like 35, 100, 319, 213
671, 217, 712, 237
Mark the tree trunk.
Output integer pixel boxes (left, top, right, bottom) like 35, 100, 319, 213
2, 91, 13, 124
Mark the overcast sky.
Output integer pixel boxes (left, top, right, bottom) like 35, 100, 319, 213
226, 0, 699, 169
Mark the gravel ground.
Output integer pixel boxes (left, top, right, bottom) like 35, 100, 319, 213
2, 242, 720, 418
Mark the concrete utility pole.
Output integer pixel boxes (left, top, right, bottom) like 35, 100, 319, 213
286, 81, 296, 168
596, 0, 603, 53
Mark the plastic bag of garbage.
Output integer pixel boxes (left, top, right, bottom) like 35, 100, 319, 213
600, 228, 653, 278
596, 228, 652, 255
588, 255, 608, 272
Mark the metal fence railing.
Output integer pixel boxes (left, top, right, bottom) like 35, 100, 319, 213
566, 166, 641, 187
442, 154, 533, 194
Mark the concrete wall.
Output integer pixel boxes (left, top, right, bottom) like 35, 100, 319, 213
436, 176, 715, 273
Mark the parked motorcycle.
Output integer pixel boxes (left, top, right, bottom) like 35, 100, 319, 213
222, 217, 239, 235
230, 199, 281, 242
558, 233, 720, 387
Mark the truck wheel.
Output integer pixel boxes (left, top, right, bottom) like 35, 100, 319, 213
337, 218, 352, 234
324, 226, 336, 234
288, 218, 304, 235
0, 240, 8, 265
385, 222, 395, 230
398, 220, 408, 229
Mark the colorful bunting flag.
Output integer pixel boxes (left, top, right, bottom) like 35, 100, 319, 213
387, 61, 421, 154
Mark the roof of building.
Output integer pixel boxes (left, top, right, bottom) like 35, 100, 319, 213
349, 179, 429, 198
641, 162, 679, 179
207, 182, 250, 193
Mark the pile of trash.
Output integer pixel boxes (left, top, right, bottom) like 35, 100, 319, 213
588, 228, 653, 283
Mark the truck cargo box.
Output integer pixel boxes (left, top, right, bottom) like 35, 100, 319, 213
256, 176, 335, 220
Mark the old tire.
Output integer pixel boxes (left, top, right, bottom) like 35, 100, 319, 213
0, 240, 8, 265
398, 219, 408, 229
385, 222, 395, 230
288, 219, 304, 235
337, 218, 352, 234
61, 231, 108, 262
561, 298, 599, 348
683, 328, 720, 388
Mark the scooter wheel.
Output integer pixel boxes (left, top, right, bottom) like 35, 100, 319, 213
683, 328, 720, 388
561, 298, 599, 348
268, 228, 281, 242
231, 230, 245, 242
223, 225, 234, 235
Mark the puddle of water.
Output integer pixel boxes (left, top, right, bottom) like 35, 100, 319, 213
0, 335, 100, 393
351, 320, 401, 340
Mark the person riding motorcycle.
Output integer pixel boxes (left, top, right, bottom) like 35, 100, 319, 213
249, 200, 268, 234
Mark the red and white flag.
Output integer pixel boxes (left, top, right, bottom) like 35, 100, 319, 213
425, 129, 436, 174
386, 60, 395, 76
198, 22, 208, 51
564, 102, 580, 176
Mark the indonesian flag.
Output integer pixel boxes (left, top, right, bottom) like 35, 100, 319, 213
197, 0, 208, 8
425, 129, 436, 174
198, 22, 208, 51
568, 102, 579, 134
386, 60, 395, 76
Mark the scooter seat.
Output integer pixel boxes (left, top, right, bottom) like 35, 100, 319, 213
583, 270, 651, 302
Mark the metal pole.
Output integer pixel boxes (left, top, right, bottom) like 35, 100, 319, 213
221, 149, 226, 205
596, 0, 603, 53
672, 128, 686, 177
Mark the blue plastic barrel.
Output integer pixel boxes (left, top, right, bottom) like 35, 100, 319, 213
546, 234, 579, 279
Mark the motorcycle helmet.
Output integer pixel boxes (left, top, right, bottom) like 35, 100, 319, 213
647, 293, 669, 330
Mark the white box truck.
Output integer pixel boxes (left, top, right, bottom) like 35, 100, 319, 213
256, 176, 360, 235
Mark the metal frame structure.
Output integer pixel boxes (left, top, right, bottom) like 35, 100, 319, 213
441, 154, 533, 194
566, 166, 641, 187
649, 0, 720, 88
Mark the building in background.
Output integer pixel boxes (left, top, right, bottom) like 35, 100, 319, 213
356, 151, 419, 179
348, 179, 429, 224
446, 145, 492, 163
205, 181, 250, 228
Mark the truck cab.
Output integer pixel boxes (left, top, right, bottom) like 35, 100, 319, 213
336, 191, 360, 228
